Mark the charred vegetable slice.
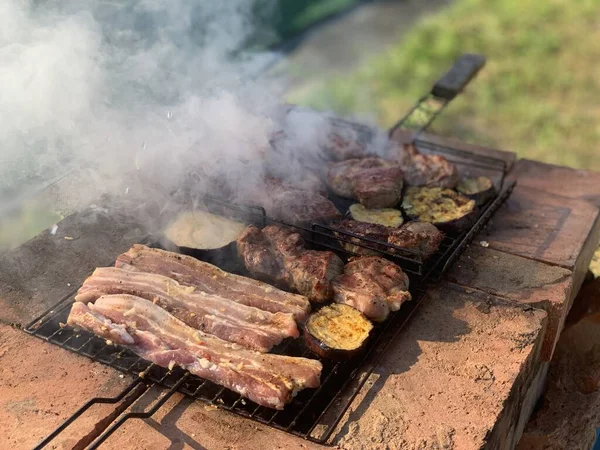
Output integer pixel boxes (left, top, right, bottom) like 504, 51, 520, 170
402, 186, 476, 232
349, 203, 404, 228
304, 303, 373, 360
164, 211, 245, 250
457, 176, 496, 206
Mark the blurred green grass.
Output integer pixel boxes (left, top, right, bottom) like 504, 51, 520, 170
289, 0, 600, 171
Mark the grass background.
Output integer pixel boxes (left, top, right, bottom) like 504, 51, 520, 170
289, 0, 600, 171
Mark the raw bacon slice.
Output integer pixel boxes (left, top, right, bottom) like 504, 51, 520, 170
67, 296, 322, 409
76, 267, 298, 352
116, 245, 311, 322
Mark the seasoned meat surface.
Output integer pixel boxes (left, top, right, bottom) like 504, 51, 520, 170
388, 142, 459, 189
334, 219, 443, 260
116, 245, 311, 321
332, 256, 411, 322
240, 177, 341, 226
237, 225, 344, 302
68, 295, 322, 410
76, 267, 298, 352
327, 157, 404, 209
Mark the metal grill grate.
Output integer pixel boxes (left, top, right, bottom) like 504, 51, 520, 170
25, 179, 513, 447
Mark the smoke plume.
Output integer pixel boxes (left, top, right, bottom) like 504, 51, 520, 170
0, 0, 286, 219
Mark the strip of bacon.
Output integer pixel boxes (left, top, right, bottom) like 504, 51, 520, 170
67, 296, 322, 409
115, 245, 310, 322
76, 267, 298, 353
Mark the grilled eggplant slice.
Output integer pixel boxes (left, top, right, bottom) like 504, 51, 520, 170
402, 187, 476, 232
163, 211, 246, 271
304, 303, 373, 360
457, 176, 496, 206
349, 203, 404, 228
164, 211, 245, 250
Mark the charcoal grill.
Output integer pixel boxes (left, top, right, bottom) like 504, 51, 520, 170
25, 53, 515, 448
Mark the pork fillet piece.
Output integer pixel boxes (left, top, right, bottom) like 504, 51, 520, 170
76, 267, 298, 352
241, 177, 341, 227
388, 142, 459, 189
237, 225, 344, 303
67, 295, 322, 409
334, 219, 443, 260
327, 157, 404, 209
332, 256, 411, 322
116, 244, 311, 322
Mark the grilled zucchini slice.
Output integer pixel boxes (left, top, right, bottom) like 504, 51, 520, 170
402, 186, 476, 232
457, 176, 496, 206
349, 203, 404, 228
304, 303, 373, 360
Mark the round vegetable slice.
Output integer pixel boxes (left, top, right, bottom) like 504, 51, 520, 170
349, 203, 404, 228
164, 211, 245, 250
457, 176, 496, 206
402, 186, 476, 232
304, 303, 373, 360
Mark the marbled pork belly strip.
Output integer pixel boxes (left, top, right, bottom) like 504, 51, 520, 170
75, 267, 298, 352
67, 296, 322, 409
115, 244, 310, 322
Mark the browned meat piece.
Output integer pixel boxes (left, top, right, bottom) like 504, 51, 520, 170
334, 219, 443, 260
327, 157, 404, 209
270, 191, 342, 226
116, 245, 311, 322
237, 225, 344, 302
240, 177, 341, 226
332, 256, 411, 322
68, 295, 322, 410
321, 118, 376, 161
388, 142, 459, 189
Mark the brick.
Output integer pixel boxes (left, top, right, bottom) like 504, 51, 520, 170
480, 184, 600, 270
446, 245, 573, 361
0, 324, 130, 450
509, 159, 600, 207
330, 282, 547, 450
0, 202, 144, 326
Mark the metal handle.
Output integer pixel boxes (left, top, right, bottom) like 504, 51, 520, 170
389, 53, 486, 137
432, 53, 486, 100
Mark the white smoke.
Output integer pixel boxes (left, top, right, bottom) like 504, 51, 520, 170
0, 0, 284, 219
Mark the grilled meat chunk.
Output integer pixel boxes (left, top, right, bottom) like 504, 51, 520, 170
76, 267, 298, 352
241, 177, 341, 226
116, 245, 311, 322
388, 143, 459, 189
68, 295, 322, 410
237, 225, 344, 302
327, 157, 404, 209
332, 257, 411, 322
321, 118, 378, 161
334, 219, 443, 260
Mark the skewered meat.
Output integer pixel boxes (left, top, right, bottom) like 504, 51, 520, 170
76, 267, 298, 352
333, 219, 443, 260
237, 225, 344, 302
332, 256, 411, 322
388, 142, 459, 189
67, 295, 322, 410
327, 157, 404, 209
116, 245, 311, 322
240, 177, 341, 226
